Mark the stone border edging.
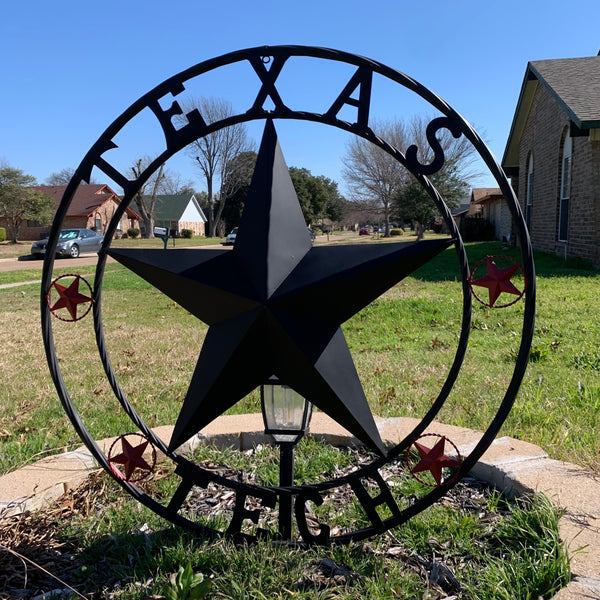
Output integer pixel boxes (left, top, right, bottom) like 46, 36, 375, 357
1, 414, 598, 599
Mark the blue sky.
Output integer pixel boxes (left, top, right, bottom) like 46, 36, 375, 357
1, 0, 597, 195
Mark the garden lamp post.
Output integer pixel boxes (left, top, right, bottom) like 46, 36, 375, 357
261, 376, 312, 539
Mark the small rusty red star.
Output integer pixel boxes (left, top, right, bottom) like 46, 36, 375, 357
109, 436, 153, 482
410, 436, 461, 486
48, 275, 93, 321
470, 256, 522, 307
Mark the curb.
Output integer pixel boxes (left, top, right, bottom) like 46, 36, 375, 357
1, 414, 598, 599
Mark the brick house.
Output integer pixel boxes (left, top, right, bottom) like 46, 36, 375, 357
502, 54, 600, 265
15, 184, 140, 241
470, 188, 512, 242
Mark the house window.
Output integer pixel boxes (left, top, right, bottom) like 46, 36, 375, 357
558, 134, 571, 242
525, 153, 533, 230
95, 217, 102, 231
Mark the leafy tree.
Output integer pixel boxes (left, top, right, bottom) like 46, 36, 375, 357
289, 167, 329, 224
0, 167, 54, 242
219, 151, 257, 234
289, 167, 344, 225
395, 164, 471, 240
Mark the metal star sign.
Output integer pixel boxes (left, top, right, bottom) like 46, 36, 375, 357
108, 120, 453, 457
409, 435, 461, 486
47, 274, 93, 321
41, 46, 536, 545
469, 256, 524, 307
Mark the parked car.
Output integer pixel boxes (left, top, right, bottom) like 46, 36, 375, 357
31, 228, 104, 258
224, 227, 238, 245
359, 227, 371, 236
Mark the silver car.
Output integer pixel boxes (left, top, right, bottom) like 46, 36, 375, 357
31, 228, 104, 258
224, 227, 238, 245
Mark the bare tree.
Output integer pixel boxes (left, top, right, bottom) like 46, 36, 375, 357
181, 97, 252, 237
45, 168, 76, 185
343, 116, 477, 238
395, 115, 478, 239
131, 158, 166, 238
342, 120, 411, 236
407, 115, 478, 184
46, 167, 99, 185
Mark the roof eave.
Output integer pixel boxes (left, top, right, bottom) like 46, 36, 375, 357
501, 66, 539, 171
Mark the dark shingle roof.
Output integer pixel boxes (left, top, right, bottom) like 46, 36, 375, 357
502, 55, 600, 171
471, 188, 503, 203
31, 184, 139, 218
529, 56, 600, 127
133, 194, 206, 221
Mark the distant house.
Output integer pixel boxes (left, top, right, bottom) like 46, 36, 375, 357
451, 197, 471, 228
470, 188, 511, 242
502, 54, 600, 265
134, 194, 207, 237
10, 184, 140, 241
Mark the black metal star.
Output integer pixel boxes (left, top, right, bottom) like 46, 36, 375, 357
108, 120, 454, 456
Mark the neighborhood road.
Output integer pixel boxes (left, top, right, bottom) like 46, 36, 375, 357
0, 234, 356, 275
0, 253, 116, 273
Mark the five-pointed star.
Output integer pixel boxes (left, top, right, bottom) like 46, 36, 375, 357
50, 276, 93, 320
410, 437, 461, 486
108, 119, 454, 456
470, 257, 521, 306
109, 437, 152, 481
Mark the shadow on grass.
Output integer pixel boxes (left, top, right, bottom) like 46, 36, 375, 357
413, 239, 599, 282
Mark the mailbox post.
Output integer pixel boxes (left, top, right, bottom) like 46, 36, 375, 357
153, 226, 170, 249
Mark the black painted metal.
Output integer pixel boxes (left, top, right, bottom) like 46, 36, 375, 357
40, 45, 536, 545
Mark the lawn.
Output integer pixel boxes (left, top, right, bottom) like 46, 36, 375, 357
1, 237, 599, 474
0, 235, 587, 598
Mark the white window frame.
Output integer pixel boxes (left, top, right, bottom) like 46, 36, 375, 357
525, 153, 533, 230
558, 134, 571, 242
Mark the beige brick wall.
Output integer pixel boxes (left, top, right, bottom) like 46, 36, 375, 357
518, 85, 600, 265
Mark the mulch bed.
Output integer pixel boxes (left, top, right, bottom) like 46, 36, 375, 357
0, 462, 502, 600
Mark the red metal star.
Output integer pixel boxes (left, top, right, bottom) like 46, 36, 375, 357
409, 436, 461, 486
108, 436, 153, 482
48, 275, 93, 321
469, 256, 523, 307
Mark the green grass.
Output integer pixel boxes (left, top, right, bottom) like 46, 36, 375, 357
1, 239, 599, 474
1, 237, 582, 600
2, 444, 569, 599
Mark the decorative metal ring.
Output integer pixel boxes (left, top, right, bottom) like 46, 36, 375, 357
46, 274, 94, 322
107, 433, 157, 483
468, 254, 527, 308
406, 433, 462, 487
40, 46, 535, 544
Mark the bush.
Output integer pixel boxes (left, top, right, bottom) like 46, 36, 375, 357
181, 228, 193, 239
0, 227, 5, 243
459, 217, 495, 242
390, 228, 404, 236
127, 227, 140, 239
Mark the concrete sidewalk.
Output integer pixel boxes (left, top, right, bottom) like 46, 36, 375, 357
1, 414, 598, 599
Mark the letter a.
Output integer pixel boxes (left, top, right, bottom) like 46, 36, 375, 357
325, 67, 372, 129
